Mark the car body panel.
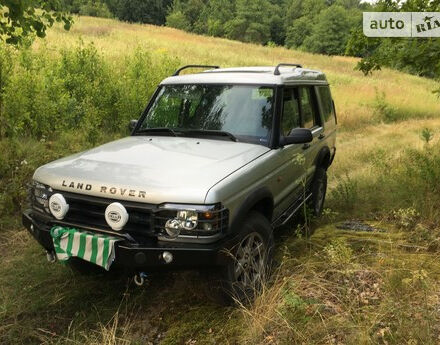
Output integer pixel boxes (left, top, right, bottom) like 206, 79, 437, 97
33, 136, 270, 205
204, 144, 310, 224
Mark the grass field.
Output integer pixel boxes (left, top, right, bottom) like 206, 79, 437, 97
1, 16, 440, 345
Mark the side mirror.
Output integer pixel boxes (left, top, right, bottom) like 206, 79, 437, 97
280, 128, 313, 146
128, 119, 138, 132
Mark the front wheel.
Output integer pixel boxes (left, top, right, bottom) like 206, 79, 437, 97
221, 211, 274, 304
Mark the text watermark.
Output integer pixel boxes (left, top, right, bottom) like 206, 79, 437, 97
363, 12, 440, 37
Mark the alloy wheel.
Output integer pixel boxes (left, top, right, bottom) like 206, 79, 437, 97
233, 232, 267, 291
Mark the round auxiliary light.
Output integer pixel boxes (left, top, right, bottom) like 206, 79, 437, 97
177, 210, 198, 230
49, 193, 69, 220
162, 251, 173, 264
105, 202, 129, 231
165, 218, 181, 238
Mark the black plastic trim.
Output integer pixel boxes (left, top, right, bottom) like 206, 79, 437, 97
229, 187, 274, 235
172, 65, 220, 76
314, 146, 331, 169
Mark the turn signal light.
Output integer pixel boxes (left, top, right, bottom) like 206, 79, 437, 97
202, 211, 214, 219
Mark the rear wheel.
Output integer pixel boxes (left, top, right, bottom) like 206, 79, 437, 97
309, 167, 327, 217
221, 211, 274, 304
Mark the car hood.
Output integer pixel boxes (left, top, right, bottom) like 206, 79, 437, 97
34, 136, 270, 204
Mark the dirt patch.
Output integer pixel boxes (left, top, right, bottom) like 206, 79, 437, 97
336, 220, 385, 232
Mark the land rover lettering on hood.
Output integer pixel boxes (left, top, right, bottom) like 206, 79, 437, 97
23, 64, 337, 303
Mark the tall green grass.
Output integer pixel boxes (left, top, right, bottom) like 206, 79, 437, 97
0, 42, 179, 140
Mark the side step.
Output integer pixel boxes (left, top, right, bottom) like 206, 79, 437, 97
272, 193, 312, 228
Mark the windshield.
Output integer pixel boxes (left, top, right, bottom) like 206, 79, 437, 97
136, 84, 275, 145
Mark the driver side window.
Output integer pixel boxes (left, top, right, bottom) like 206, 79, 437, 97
281, 87, 300, 137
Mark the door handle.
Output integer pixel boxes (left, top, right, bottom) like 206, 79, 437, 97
302, 143, 311, 150
318, 133, 325, 140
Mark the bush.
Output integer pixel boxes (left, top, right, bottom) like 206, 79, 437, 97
0, 41, 180, 228
372, 90, 402, 123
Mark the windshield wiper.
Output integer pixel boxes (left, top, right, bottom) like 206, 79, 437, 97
135, 128, 178, 137
182, 129, 238, 142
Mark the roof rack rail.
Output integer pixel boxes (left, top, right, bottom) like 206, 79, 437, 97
172, 65, 220, 76
274, 63, 303, 76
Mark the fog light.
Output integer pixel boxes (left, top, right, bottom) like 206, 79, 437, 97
162, 251, 173, 264
177, 210, 198, 230
49, 193, 69, 220
203, 223, 213, 231
165, 218, 181, 238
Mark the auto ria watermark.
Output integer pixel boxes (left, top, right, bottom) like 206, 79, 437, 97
363, 12, 440, 37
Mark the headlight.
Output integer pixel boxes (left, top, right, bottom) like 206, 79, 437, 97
164, 218, 182, 238
157, 203, 228, 240
177, 210, 198, 230
30, 180, 53, 213
164, 209, 198, 238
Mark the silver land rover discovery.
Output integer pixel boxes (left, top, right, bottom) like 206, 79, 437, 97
23, 64, 336, 302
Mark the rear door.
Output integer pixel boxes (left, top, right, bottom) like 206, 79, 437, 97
316, 85, 337, 150
297, 85, 324, 187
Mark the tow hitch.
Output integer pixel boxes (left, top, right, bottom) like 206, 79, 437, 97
134, 272, 148, 286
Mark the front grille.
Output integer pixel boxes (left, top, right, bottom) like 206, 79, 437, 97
47, 190, 157, 239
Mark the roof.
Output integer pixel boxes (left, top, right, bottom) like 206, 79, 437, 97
160, 66, 328, 86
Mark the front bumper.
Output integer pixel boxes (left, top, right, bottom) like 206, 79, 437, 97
22, 209, 235, 270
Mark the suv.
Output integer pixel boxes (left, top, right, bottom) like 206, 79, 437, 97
23, 64, 336, 301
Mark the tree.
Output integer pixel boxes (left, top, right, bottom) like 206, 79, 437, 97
0, 0, 72, 44
268, 6, 285, 45
166, 10, 191, 30
225, 0, 272, 44
285, 16, 313, 48
166, 0, 206, 31
284, 0, 327, 48
112, 0, 172, 25
193, 0, 235, 36
302, 5, 355, 55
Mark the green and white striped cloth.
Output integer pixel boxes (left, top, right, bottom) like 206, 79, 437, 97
50, 226, 120, 271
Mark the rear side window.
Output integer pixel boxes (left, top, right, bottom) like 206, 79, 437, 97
281, 88, 301, 136
316, 86, 336, 130
299, 87, 321, 129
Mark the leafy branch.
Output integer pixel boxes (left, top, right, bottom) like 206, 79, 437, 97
0, 0, 73, 44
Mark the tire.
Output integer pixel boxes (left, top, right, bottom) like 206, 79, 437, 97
309, 166, 327, 218
220, 211, 274, 305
